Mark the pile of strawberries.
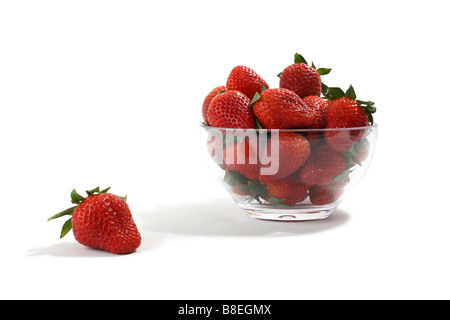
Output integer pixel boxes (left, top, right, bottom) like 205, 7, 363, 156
202, 53, 376, 206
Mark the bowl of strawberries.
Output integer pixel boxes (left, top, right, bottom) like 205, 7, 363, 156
201, 53, 377, 221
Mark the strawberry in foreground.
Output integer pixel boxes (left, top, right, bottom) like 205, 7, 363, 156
48, 187, 141, 254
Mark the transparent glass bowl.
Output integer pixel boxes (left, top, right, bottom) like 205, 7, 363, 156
200, 123, 378, 221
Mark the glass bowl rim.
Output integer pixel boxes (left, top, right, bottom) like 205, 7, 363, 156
200, 122, 378, 133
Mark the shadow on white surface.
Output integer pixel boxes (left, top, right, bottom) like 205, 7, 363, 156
137, 198, 349, 237
27, 241, 118, 258
27, 198, 349, 257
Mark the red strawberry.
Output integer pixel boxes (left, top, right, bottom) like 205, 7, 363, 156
226, 66, 269, 99
253, 88, 315, 129
48, 187, 141, 254
300, 144, 347, 185
266, 176, 310, 206
323, 85, 376, 152
223, 138, 260, 180
309, 180, 348, 205
302, 95, 328, 129
202, 85, 226, 125
325, 97, 369, 152
259, 132, 311, 185
207, 90, 255, 128
301, 96, 329, 148
279, 53, 331, 99
280, 63, 321, 98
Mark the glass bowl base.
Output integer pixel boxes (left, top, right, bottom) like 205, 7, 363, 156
236, 203, 338, 221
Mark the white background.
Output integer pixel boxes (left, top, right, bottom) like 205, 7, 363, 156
1, 0, 449, 300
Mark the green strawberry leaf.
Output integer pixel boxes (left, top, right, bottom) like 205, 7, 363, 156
248, 180, 268, 203
356, 99, 376, 125
70, 189, 85, 204
352, 154, 362, 167
224, 170, 249, 187
261, 83, 267, 93
255, 118, 263, 129
334, 168, 353, 183
343, 152, 355, 169
86, 187, 100, 196
366, 111, 374, 125
326, 87, 346, 100
100, 187, 111, 193
277, 72, 282, 78
311, 61, 316, 69
60, 217, 72, 239
321, 82, 329, 96
356, 100, 375, 106
47, 205, 77, 221
346, 145, 362, 167
266, 197, 289, 206
294, 53, 308, 64
364, 106, 377, 113
317, 68, 332, 76
238, 184, 251, 195
345, 84, 357, 100
359, 103, 376, 125
250, 92, 261, 106
266, 197, 285, 204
